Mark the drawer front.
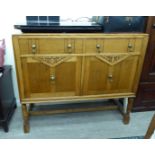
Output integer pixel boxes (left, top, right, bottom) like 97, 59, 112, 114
18, 38, 34, 54
85, 39, 104, 53
104, 38, 143, 53
38, 38, 72, 54
84, 38, 143, 53
18, 38, 83, 54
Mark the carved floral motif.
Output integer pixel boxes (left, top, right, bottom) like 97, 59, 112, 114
96, 55, 129, 65
32, 56, 71, 67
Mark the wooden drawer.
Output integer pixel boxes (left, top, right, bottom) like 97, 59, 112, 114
85, 38, 143, 53
18, 38, 83, 54
104, 38, 143, 53
18, 38, 33, 54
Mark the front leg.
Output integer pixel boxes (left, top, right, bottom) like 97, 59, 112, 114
22, 104, 30, 133
123, 98, 134, 124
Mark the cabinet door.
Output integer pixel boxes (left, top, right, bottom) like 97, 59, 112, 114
21, 56, 82, 99
82, 55, 139, 95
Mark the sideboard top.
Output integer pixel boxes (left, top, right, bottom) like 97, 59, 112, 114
12, 33, 149, 39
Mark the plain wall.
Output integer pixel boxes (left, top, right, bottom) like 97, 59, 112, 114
0, 16, 26, 104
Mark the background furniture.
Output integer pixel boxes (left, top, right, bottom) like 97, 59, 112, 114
133, 17, 155, 111
13, 33, 148, 133
0, 66, 17, 132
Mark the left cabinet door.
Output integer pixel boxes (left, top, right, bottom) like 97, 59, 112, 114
20, 56, 82, 99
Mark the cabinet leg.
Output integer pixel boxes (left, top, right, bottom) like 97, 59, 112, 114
123, 98, 133, 124
22, 104, 30, 133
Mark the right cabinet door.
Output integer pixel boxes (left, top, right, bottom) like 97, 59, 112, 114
82, 54, 139, 95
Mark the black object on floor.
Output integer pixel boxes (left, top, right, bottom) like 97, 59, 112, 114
0, 66, 17, 132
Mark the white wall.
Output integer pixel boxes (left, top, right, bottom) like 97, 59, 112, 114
0, 16, 26, 104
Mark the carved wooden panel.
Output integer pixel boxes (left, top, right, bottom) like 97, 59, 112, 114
96, 54, 129, 66
21, 56, 82, 98
83, 55, 139, 95
32, 56, 72, 67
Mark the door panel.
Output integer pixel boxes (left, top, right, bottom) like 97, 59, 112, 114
83, 56, 109, 95
108, 56, 139, 93
28, 62, 51, 93
83, 55, 139, 95
21, 56, 82, 98
55, 61, 76, 92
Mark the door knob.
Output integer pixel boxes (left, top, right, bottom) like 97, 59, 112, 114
96, 44, 101, 48
108, 74, 113, 82
50, 75, 56, 81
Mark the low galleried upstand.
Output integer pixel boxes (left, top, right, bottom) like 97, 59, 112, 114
12, 33, 148, 133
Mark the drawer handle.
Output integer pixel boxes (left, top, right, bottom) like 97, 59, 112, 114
67, 44, 73, 53
67, 44, 72, 48
50, 75, 56, 81
128, 43, 133, 52
32, 44, 36, 54
108, 74, 113, 82
96, 44, 101, 49
96, 44, 101, 53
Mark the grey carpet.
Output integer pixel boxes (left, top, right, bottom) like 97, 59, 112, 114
0, 106, 154, 139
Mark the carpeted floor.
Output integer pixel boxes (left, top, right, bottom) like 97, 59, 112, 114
0, 105, 154, 139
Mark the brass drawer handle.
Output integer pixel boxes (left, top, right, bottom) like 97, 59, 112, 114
67, 44, 73, 53
32, 44, 36, 54
50, 75, 56, 81
96, 44, 101, 49
67, 44, 72, 48
128, 43, 132, 48
96, 44, 101, 53
128, 43, 133, 52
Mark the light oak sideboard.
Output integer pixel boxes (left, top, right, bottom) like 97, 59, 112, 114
12, 33, 148, 133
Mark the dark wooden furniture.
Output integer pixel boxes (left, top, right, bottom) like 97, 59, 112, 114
0, 66, 17, 132
133, 17, 155, 111
145, 113, 155, 138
